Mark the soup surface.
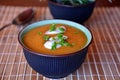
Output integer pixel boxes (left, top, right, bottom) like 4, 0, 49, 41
22, 24, 87, 55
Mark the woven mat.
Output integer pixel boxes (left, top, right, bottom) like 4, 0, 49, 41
0, 6, 120, 80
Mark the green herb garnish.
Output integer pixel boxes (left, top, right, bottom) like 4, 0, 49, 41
43, 35, 50, 41
51, 42, 57, 50
59, 41, 73, 47
59, 40, 66, 46
74, 31, 79, 34
59, 27, 65, 32
50, 24, 56, 32
64, 42, 72, 46
38, 31, 42, 35
57, 33, 63, 39
43, 24, 74, 50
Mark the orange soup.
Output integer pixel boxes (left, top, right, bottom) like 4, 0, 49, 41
22, 24, 87, 55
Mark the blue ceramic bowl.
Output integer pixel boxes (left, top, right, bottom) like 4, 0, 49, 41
18, 20, 92, 79
48, 0, 96, 23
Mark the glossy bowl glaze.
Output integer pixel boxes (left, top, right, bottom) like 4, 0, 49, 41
48, 0, 96, 23
18, 20, 93, 79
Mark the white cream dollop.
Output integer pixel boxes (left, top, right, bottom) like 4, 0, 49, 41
43, 26, 70, 50
44, 41, 61, 49
44, 35, 68, 50
45, 26, 66, 35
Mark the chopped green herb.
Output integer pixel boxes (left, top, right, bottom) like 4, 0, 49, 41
43, 24, 74, 50
38, 31, 42, 35
59, 27, 65, 32
57, 33, 63, 39
51, 42, 57, 50
74, 31, 79, 34
52, 37, 56, 40
43, 35, 50, 41
59, 41, 65, 46
62, 41, 72, 46
64, 42, 70, 46
50, 24, 56, 32
71, 43, 75, 46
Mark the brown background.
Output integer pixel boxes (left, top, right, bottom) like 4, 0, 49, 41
0, 0, 120, 7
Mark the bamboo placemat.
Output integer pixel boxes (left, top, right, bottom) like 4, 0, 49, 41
0, 6, 120, 80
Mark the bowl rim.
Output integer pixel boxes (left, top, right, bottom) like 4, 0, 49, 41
48, 0, 96, 8
18, 19, 93, 57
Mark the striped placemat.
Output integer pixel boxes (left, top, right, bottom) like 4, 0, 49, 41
0, 6, 120, 80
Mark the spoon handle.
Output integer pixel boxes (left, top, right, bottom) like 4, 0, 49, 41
0, 23, 12, 31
